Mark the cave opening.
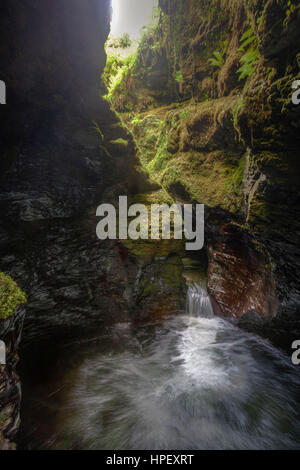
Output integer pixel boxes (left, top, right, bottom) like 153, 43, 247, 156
110, 0, 157, 40
103, 0, 159, 109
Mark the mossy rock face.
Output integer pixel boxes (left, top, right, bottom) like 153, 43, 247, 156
118, 190, 186, 320
130, 189, 174, 207
121, 190, 185, 262
0, 273, 26, 320
129, 98, 247, 216
131, 114, 164, 166
160, 150, 247, 214
135, 254, 186, 321
126, 96, 250, 217
123, 237, 185, 261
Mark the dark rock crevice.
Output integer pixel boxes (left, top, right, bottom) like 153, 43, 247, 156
0, 0, 158, 449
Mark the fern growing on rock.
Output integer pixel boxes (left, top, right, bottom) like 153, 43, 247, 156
237, 26, 260, 81
208, 50, 225, 68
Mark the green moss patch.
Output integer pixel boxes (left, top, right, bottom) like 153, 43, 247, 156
121, 190, 185, 261
159, 150, 246, 215
0, 273, 27, 320
109, 138, 129, 148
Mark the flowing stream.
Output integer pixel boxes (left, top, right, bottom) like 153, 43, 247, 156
19, 285, 300, 450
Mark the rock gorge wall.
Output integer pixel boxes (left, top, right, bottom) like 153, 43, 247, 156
0, 0, 178, 344
0, 0, 186, 449
111, 0, 300, 332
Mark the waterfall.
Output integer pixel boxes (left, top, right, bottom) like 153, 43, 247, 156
186, 284, 214, 318
21, 285, 300, 450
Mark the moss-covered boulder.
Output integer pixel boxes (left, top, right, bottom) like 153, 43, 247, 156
0, 273, 27, 320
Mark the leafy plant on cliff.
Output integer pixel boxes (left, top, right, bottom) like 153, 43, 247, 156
208, 40, 228, 69
237, 26, 260, 81
102, 54, 124, 91
232, 96, 244, 142
107, 33, 132, 50
285, 0, 297, 20
103, 52, 137, 104
175, 70, 183, 84
208, 50, 225, 69
0, 273, 26, 320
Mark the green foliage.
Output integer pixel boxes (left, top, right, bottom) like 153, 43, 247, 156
137, 4, 162, 57
180, 110, 190, 121
138, 24, 161, 58
119, 33, 132, 49
102, 54, 124, 91
130, 114, 164, 166
225, 156, 247, 198
151, 5, 161, 23
109, 138, 129, 148
257, 12, 264, 29
286, 0, 297, 19
208, 39, 228, 69
147, 122, 171, 174
108, 33, 132, 50
0, 273, 26, 320
140, 282, 158, 298
237, 49, 260, 81
175, 70, 183, 83
208, 50, 225, 68
232, 96, 244, 141
103, 52, 137, 102
92, 121, 104, 141
103, 4, 162, 109
208, 40, 228, 69
131, 115, 142, 126
237, 25, 260, 81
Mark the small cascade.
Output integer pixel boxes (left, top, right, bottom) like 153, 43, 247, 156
20, 283, 300, 450
186, 284, 214, 318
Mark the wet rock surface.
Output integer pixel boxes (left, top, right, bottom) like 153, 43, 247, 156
0, 0, 157, 343
237, 310, 266, 333
207, 222, 278, 319
0, 308, 25, 450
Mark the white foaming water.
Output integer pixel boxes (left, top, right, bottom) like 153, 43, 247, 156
24, 285, 300, 450
186, 284, 214, 318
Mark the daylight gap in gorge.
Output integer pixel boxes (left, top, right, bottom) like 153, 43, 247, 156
0, 0, 300, 451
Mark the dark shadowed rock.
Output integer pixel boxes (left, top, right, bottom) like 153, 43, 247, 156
0, 308, 25, 450
238, 310, 265, 333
